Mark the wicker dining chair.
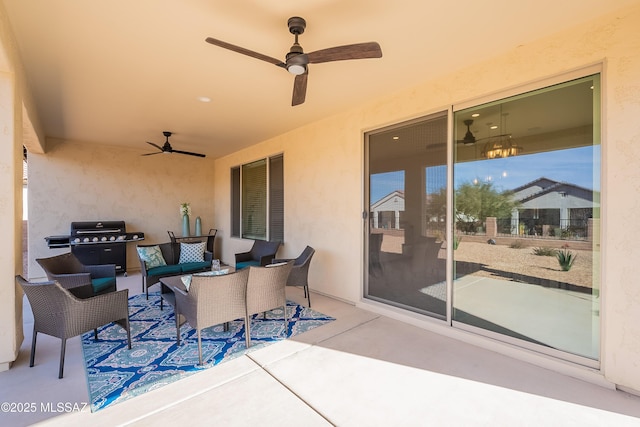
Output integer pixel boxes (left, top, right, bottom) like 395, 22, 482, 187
16, 275, 131, 378
245, 261, 294, 347
173, 268, 250, 365
272, 245, 315, 307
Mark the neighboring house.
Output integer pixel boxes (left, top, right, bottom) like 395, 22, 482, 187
370, 190, 404, 229
376, 178, 599, 239
508, 177, 599, 238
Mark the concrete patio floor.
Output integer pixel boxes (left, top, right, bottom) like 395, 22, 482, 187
2, 273, 640, 426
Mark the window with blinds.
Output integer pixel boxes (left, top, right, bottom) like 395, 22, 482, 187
231, 154, 283, 241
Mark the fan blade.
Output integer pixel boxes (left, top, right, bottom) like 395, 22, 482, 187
205, 37, 285, 68
146, 141, 164, 151
292, 72, 308, 106
142, 152, 162, 156
307, 42, 382, 63
457, 133, 512, 144
171, 149, 206, 158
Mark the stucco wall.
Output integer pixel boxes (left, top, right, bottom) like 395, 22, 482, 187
28, 139, 216, 280
213, 4, 640, 391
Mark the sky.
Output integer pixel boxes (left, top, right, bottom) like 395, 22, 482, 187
370, 145, 599, 204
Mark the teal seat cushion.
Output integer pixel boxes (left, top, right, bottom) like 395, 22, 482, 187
148, 264, 182, 277
180, 261, 211, 273
91, 277, 116, 294
236, 260, 260, 270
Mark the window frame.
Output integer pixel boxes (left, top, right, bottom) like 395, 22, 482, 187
230, 153, 284, 242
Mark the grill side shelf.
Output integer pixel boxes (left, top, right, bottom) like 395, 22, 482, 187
44, 235, 71, 248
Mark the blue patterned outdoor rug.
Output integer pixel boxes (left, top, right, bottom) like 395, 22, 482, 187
81, 292, 334, 412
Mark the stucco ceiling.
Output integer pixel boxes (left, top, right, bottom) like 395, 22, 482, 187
2, 0, 636, 159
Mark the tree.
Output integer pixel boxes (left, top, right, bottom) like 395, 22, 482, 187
425, 187, 447, 223
455, 181, 520, 231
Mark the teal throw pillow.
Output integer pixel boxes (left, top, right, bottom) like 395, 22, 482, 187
137, 245, 167, 269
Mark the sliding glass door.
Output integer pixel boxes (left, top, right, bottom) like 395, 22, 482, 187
365, 72, 601, 364
365, 111, 448, 318
453, 74, 601, 362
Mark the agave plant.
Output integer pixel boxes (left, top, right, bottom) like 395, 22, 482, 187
556, 249, 577, 271
453, 235, 461, 250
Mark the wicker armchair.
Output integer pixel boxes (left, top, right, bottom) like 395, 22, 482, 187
16, 275, 131, 378
273, 246, 315, 307
36, 252, 117, 299
173, 268, 250, 365
245, 261, 294, 347
235, 240, 281, 270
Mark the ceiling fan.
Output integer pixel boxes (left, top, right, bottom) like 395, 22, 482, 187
456, 119, 511, 145
205, 16, 383, 106
457, 119, 477, 145
142, 131, 206, 158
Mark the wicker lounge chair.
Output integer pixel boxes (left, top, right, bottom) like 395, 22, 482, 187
273, 245, 315, 307
16, 275, 131, 378
173, 268, 250, 365
235, 240, 281, 270
245, 261, 294, 347
36, 252, 117, 299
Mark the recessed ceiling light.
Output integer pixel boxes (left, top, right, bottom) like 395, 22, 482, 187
471, 113, 480, 118
197, 96, 212, 103
392, 136, 399, 140
490, 125, 498, 130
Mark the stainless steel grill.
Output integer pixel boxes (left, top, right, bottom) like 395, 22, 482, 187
45, 221, 144, 274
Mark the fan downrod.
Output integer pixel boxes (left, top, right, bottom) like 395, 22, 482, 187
288, 17, 306, 35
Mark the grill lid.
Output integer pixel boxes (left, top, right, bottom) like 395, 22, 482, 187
70, 221, 126, 234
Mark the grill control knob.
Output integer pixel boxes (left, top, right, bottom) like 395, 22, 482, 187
83, 238, 89, 243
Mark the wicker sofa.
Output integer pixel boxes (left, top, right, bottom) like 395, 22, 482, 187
137, 242, 212, 299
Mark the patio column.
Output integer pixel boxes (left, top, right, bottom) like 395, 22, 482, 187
0, 6, 44, 371
0, 69, 23, 371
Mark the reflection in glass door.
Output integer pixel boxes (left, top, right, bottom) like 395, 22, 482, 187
365, 111, 448, 318
453, 74, 601, 362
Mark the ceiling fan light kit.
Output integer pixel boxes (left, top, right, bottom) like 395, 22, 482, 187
482, 136, 522, 159
480, 113, 521, 159
205, 16, 382, 106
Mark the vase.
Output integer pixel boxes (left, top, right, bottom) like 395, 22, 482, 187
195, 216, 202, 236
182, 214, 190, 237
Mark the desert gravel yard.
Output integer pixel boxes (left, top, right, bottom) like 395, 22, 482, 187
453, 241, 595, 290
